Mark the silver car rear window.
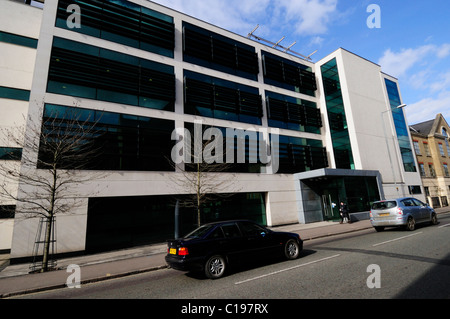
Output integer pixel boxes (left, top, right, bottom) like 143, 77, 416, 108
371, 201, 397, 210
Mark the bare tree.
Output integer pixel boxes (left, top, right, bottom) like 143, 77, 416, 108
0, 104, 103, 272
170, 125, 241, 229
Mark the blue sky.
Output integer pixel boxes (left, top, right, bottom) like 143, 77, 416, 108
151, 0, 450, 125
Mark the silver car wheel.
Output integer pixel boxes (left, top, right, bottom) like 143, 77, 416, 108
285, 239, 300, 260
431, 213, 438, 225
205, 255, 226, 279
406, 217, 415, 231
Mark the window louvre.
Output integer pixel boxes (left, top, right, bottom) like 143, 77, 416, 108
48, 40, 175, 110
56, 0, 174, 57
185, 76, 262, 124
266, 97, 322, 129
183, 22, 259, 80
262, 52, 317, 96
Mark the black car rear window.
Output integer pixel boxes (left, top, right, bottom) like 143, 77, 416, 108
184, 224, 215, 238
371, 201, 397, 210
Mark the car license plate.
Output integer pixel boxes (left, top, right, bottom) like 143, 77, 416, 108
379, 213, 390, 217
169, 248, 177, 255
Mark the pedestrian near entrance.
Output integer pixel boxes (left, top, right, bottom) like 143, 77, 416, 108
339, 201, 350, 224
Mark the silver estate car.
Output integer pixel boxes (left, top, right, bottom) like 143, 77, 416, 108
370, 197, 438, 232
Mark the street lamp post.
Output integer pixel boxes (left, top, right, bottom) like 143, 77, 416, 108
381, 104, 406, 198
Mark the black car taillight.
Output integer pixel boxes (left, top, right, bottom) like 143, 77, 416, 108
178, 247, 189, 256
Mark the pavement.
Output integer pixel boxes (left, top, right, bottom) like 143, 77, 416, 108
1, 208, 448, 298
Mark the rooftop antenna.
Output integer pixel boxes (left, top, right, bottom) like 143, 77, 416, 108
247, 25, 316, 61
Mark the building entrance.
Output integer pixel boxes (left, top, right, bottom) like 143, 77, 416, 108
295, 169, 383, 223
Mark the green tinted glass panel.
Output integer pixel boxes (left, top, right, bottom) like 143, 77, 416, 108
321, 58, 354, 169
384, 79, 416, 172
0, 31, 38, 48
0, 86, 30, 101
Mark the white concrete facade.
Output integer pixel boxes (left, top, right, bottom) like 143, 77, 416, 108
0, 1, 42, 252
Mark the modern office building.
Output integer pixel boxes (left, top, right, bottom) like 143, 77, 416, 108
1, 0, 424, 260
410, 113, 450, 208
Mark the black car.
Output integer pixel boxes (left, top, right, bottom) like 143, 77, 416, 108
165, 220, 303, 279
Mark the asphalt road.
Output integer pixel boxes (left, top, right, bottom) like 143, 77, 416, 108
15, 214, 450, 302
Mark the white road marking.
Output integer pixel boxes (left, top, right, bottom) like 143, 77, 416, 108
372, 232, 423, 247
234, 254, 341, 285
438, 223, 450, 228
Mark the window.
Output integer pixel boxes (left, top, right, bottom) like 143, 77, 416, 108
208, 228, 225, 239
239, 221, 267, 237
321, 58, 354, 169
40, 104, 175, 171
0, 147, 22, 161
0, 31, 38, 49
184, 71, 262, 125
183, 22, 259, 80
442, 128, 450, 155
266, 91, 322, 133
385, 79, 416, 172
424, 142, 431, 156
413, 141, 421, 155
428, 163, 436, 177
221, 223, 242, 238
439, 143, 445, 156
271, 135, 328, 174
411, 198, 425, 206
47, 37, 175, 111
56, 0, 175, 58
183, 122, 264, 173
419, 163, 425, 176
262, 51, 316, 96
401, 198, 415, 207
0, 206, 15, 219
408, 186, 422, 195
0, 86, 30, 101
444, 163, 449, 177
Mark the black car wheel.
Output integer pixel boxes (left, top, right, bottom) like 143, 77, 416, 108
205, 255, 226, 279
405, 216, 415, 231
284, 239, 300, 260
431, 213, 438, 225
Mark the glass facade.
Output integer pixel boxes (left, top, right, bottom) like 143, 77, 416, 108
86, 192, 266, 252
183, 22, 259, 81
184, 70, 262, 125
40, 104, 175, 171
0, 147, 22, 161
262, 51, 316, 97
47, 37, 175, 111
184, 122, 265, 174
0, 86, 30, 101
266, 91, 322, 133
384, 79, 416, 172
56, 0, 175, 58
0, 31, 38, 49
321, 58, 354, 169
272, 135, 327, 174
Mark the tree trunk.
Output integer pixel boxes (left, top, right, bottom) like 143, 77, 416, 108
41, 215, 53, 272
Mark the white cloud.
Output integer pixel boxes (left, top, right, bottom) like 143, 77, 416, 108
151, 0, 268, 35
430, 71, 450, 93
276, 0, 338, 36
378, 45, 435, 78
151, 0, 339, 37
406, 91, 450, 125
378, 44, 450, 78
